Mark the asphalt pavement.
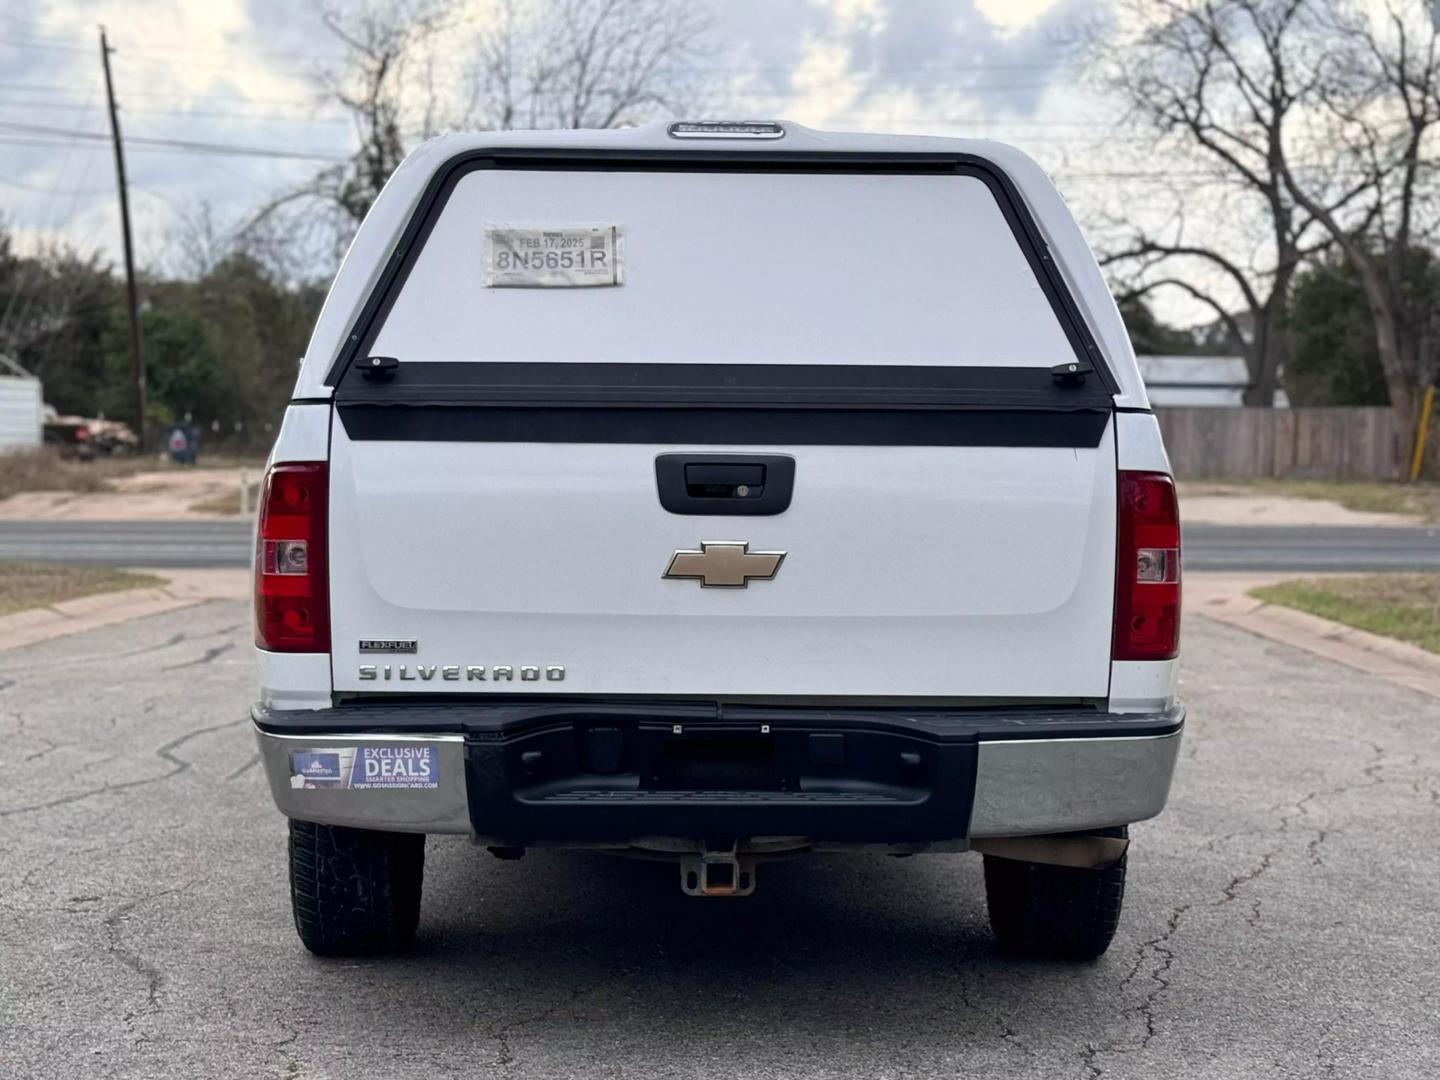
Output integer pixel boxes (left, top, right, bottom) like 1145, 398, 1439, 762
1, 518, 1438, 572
0, 520, 253, 569
1186, 522, 1440, 571
1, 602, 1438, 1078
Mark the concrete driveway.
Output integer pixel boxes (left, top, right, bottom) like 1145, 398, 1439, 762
1, 602, 1437, 1078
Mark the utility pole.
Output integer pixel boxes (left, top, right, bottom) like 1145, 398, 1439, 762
99, 26, 145, 447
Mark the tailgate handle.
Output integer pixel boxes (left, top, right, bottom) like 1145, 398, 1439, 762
684, 463, 766, 497
656, 454, 795, 516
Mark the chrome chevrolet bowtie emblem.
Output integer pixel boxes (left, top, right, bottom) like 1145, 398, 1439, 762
663, 541, 786, 588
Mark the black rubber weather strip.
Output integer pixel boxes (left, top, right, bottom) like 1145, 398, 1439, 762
333, 360, 1113, 446
333, 361, 1114, 411
336, 403, 1111, 447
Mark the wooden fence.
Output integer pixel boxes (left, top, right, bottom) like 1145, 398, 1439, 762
1155, 407, 1404, 480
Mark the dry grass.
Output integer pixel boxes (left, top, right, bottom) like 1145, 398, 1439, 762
189, 481, 261, 516
0, 447, 266, 502
1251, 574, 1440, 654
0, 448, 130, 500
0, 561, 163, 617
1181, 479, 1440, 521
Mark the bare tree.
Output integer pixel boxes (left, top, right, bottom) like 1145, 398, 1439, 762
167, 201, 231, 281
265, 0, 707, 243
464, 0, 709, 131
0, 232, 105, 362
0, 222, 116, 408
1277, 0, 1440, 448
1094, 0, 1365, 406
309, 0, 456, 226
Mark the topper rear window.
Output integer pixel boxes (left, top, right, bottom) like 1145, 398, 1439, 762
327, 151, 1111, 392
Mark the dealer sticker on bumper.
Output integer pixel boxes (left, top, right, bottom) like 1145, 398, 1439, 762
288, 746, 438, 790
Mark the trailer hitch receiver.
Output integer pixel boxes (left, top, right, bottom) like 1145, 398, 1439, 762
680, 843, 756, 897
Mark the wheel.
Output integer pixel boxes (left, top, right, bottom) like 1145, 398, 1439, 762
287, 820, 425, 956
982, 826, 1127, 960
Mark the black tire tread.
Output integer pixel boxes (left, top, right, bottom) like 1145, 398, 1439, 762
983, 826, 1127, 961
288, 819, 424, 956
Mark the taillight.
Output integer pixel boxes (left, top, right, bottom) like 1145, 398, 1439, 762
1113, 470, 1181, 661
254, 462, 329, 652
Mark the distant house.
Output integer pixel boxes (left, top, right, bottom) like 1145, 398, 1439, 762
1136, 354, 1288, 408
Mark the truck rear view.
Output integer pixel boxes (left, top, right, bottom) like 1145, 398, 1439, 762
252, 121, 1184, 960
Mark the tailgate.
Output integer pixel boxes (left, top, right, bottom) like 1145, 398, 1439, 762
328, 428, 1115, 698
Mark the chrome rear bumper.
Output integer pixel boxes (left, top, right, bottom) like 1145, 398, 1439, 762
258, 729, 471, 834
968, 730, 1181, 837
255, 703, 1182, 843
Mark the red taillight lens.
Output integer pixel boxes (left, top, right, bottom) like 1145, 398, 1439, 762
1113, 471, 1181, 661
254, 462, 329, 652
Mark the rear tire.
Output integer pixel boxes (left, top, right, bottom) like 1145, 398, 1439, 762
288, 820, 425, 956
983, 826, 1127, 960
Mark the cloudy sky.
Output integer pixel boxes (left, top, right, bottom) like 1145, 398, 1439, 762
1, 0, 1126, 274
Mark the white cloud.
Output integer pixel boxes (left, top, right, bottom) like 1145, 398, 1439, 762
816, 0, 887, 33
0, 0, 349, 265
32, 0, 314, 111
2, 0, 1112, 273
973, 0, 1060, 37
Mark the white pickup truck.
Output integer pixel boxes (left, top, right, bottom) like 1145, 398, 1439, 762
252, 120, 1183, 961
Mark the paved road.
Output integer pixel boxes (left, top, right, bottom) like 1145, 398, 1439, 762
2, 604, 1438, 1078
0, 520, 253, 568
1, 518, 1439, 572
1186, 522, 1440, 571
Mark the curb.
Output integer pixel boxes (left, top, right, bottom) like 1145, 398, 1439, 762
0, 568, 250, 652
1188, 572, 1440, 702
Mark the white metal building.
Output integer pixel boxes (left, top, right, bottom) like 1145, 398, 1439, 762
0, 355, 43, 451
1136, 354, 1288, 408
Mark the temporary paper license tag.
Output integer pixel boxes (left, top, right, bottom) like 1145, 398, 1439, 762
483, 225, 623, 287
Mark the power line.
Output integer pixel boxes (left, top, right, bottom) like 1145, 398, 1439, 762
0, 97, 353, 126
3, 30, 1077, 74
113, 131, 347, 162
0, 81, 326, 107
0, 121, 348, 162
0, 98, 1170, 142
0, 136, 344, 163
0, 64, 1091, 99
0, 80, 1090, 107
0, 89, 1138, 130
0, 136, 110, 150
0, 79, 99, 343
0, 173, 112, 195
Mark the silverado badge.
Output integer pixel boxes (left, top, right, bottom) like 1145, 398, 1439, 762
663, 541, 786, 588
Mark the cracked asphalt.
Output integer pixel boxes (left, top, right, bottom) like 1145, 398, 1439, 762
1, 600, 1438, 1078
